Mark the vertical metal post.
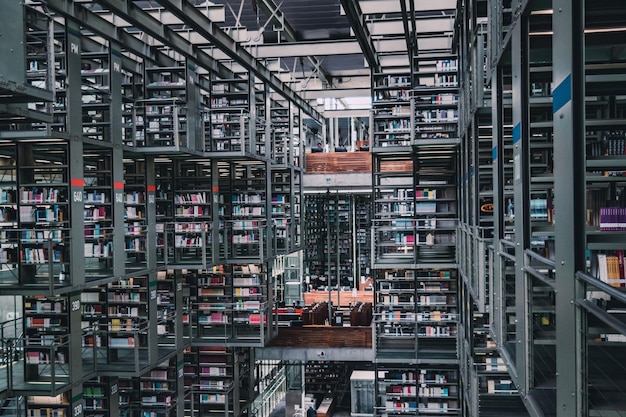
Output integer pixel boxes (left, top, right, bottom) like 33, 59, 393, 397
336, 190, 340, 308
553, 0, 586, 415
511, 10, 531, 396
327, 189, 332, 322
352, 194, 358, 290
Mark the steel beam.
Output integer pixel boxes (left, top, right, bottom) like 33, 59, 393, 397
256, 0, 332, 86
44, 0, 240, 81
339, 0, 380, 73
92, 5, 225, 26
368, 17, 455, 37
204, 38, 406, 60
144, 0, 321, 120
358, 0, 457, 14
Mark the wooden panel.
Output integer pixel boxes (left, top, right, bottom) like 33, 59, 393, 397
267, 326, 373, 348
379, 159, 413, 172
306, 152, 372, 173
304, 290, 374, 307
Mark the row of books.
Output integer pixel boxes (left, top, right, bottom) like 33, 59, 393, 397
598, 206, 626, 230
20, 187, 63, 204
21, 248, 63, 264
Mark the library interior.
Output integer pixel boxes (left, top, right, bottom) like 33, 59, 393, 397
0, 0, 624, 417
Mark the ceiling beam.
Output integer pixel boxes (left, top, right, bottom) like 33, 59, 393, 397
256, 0, 332, 86
44, 0, 200, 73
368, 17, 455, 37
339, 0, 380, 73
62, 0, 237, 80
149, 0, 321, 120
358, 0, 457, 14
92, 6, 225, 27
200, 38, 407, 60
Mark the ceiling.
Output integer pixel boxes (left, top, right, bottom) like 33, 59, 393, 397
33, 0, 459, 118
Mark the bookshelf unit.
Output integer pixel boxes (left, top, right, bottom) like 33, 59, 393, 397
371, 73, 412, 149
123, 158, 148, 272
26, 393, 70, 417
412, 56, 459, 143
303, 194, 326, 287
83, 149, 114, 279
303, 193, 372, 289
23, 295, 70, 383
196, 266, 232, 340
271, 169, 292, 254
376, 365, 459, 417
270, 104, 290, 166
195, 345, 235, 417
81, 285, 106, 368
374, 268, 458, 359
413, 152, 457, 264
81, 51, 112, 143
221, 162, 269, 263
207, 77, 251, 154
106, 275, 150, 368
155, 159, 174, 267
471, 312, 527, 415
0, 149, 18, 283
305, 361, 350, 398
156, 269, 178, 348
139, 357, 179, 417
171, 160, 213, 268
375, 269, 418, 359
17, 142, 71, 286
23, 8, 66, 132
372, 49, 460, 417
372, 155, 416, 265
134, 66, 189, 149
581, 18, 626, 415
416, 270, 458, 355
83, 376, 110, 417
231, 263, 268, 341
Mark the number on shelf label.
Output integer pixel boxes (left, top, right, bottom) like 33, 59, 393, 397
115, 193, 123, 203
71, 300, 81, 312
73, 191, 83, 202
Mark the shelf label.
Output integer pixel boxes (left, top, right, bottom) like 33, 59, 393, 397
151, 289, 157, 300
73, 403, 83, 417
178, 368, 184, 378
514, 154, 521, 182
71, 299, 80, 312
148, 194, 155, 204
71, 178, 85, 203
177, 282, 182, 292
115, 192, 123, 203
70, 42, 79, 55
111, 383, 118, 395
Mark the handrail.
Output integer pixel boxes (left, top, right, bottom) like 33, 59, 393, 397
576, 270, 626, 305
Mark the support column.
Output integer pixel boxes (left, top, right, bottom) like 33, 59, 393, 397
552, 0, 586, 415
510, 11, 531, 396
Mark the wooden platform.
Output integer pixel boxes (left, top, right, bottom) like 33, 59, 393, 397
305, 152, 372, 173
267, 326, 372, 348
303, 290, 374, 307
